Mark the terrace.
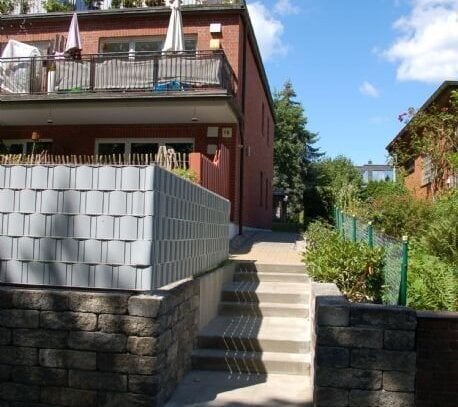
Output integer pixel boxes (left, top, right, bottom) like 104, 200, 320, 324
0, 50, 236, 98
3, 0, 245, 16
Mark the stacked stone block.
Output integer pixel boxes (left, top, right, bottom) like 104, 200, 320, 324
0, 280, 199, 406
313, 292, 416, 407
0, 164, 229, 290
415, 311, 458, 407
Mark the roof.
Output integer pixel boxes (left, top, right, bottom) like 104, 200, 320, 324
386, 80, 458, 152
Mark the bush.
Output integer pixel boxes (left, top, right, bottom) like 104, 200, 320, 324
407, 242, 458, 311
305, 220, 385, 302
171, 168, 198, 183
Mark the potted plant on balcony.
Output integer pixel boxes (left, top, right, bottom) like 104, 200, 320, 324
0, 0, 14, 15
42, 0, 73, 12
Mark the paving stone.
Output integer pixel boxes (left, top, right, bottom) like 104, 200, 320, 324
97, 353, 159, 374
350, 304, 417, 330
97, 392, 156, 407
69, 370, 127, 391
68, 292, 128, 314
39, 349, 96, 370
40, 311, 97, 331
41, 386, 97, 407
349, 389, 414, 407
13, 329, 67, 349
383, 371, 415, 392
0, 346, 37, 366
315, 387, 349, 407
68, 331, 126, 352
11, 366, 67, 386
317, 346, 350, 368
0, 382, 40, 402
128, 375, 160, 395
128, 295, 164, 318
98, 314, 159, 337
127, 336, 158, 356
12, 290, 68, 311
0, 327, 11, 345
317, 326, 383, 349
384, 330, 416, 351
0, 309, 39, 328
351, 348, 416, 372
317, 367, 382, 390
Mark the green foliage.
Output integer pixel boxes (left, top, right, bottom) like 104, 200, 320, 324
0, 0, 14, 14
360, 181, 433, 239
305, 220, 385, 302
273, 81, 322, 222
313, 156, 363, 217
171, 168, 198, 183
419, 190, 458, 265
407, 242, 458, 311
42, 0, 73, 12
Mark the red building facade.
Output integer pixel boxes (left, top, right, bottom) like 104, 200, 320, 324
0, 1, 274, 233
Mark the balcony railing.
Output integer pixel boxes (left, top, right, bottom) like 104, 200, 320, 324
6, 0, 244, 16
0, 50, 236, 97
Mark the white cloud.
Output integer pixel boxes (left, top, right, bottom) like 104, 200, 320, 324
274, 0, 300, 16
247, 1, 289, 61
359, 81, 380, 98
383, 0, 458, 83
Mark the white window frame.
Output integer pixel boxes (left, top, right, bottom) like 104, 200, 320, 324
3, 139, 53, 154
99, 35, 198, 57
421, 155, 433, 186
95, 138, 195, 155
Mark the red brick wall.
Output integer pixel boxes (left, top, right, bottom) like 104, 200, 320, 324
404, 156, 432, 200
415, 311, 458, 407
241, 38, 274, 230
0, 11, 241, 81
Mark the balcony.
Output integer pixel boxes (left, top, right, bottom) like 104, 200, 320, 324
3, 0, 244, 16
0, 50, 236, 98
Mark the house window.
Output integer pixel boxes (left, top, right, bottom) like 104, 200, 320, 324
2, 139, 52, 154
421, 156, 433, 186
404, 158, 415, 174
100, 36, 197, 56
95, 138, 194, 156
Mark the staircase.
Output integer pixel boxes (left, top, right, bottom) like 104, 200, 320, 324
192, 261, 311, 377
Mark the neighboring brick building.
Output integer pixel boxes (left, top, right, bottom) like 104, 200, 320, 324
386, 81, 458, 199
0, 0, 274, 234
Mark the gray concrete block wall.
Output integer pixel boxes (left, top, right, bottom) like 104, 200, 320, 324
0, 164, 229, 290
0, 277, 200, 406
312, 284, 416, 407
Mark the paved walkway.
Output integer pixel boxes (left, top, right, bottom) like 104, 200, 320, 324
230, 231, 304, 265
166, 232, 312, 407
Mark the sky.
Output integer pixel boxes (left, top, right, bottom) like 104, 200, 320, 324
246, 0, 458, 165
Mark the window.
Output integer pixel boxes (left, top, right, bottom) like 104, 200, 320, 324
421, 156, 433, 186
95, 138, 194, 156
25, 40, 51, 56
3, 139, 52, 154
404, 158, 415, 174
100, 36, 197, 56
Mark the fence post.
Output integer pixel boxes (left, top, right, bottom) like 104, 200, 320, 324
367, 222, 373, 248
340, 210, 345, 237
334, 206, 338, 229
352, 215, 357, 242
399, 236, 409, 306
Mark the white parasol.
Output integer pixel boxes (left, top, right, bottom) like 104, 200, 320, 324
162, 0, 185, 53
65, 12, 82, 53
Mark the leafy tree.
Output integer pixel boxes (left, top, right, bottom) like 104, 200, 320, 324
314, 155, 363, 216
273, 81, 321, 221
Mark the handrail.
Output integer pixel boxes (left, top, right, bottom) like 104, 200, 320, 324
0, 50, 236, 96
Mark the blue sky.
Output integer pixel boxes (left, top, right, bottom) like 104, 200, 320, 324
246, 0, 458, 165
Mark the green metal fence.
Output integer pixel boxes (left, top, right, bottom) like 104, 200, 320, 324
333, 207, 408, 306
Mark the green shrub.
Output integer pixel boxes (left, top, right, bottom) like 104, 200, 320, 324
171, 168, 198, 183
419, 190, 458, 265
42, 0, 73, 12
407, 242, 458, 311
305, 220, 385, 302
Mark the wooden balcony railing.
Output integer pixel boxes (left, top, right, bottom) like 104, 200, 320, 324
0, 50, 236, 97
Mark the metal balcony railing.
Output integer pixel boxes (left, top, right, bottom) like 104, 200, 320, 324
0, 50, 237, 97
6, 0, 245, 16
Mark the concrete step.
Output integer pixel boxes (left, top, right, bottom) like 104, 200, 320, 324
235, 262, 305, 275
234, 271, 309, 283
219, 301, 309, 318
222, 281, 309, 304
198, 316, 310, 354
192, 349, 311, 376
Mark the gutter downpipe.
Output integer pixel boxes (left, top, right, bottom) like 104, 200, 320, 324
238, 15, 247, 236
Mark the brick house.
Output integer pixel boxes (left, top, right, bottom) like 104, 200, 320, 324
0, 0, 274, 235
386, 81, 458, 199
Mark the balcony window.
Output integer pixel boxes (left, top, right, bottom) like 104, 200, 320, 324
100, 36, 197, 56
3, 139, 53, 154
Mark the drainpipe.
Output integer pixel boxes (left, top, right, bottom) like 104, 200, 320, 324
238, 17, 247, 236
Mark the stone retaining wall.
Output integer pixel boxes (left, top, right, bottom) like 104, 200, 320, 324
0, 278, 199, 406
415, 311, 458, 407
312, 283, 416, 407
312, 283, 458, 407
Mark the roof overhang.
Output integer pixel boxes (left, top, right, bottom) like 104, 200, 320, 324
0, 94, 240, 126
